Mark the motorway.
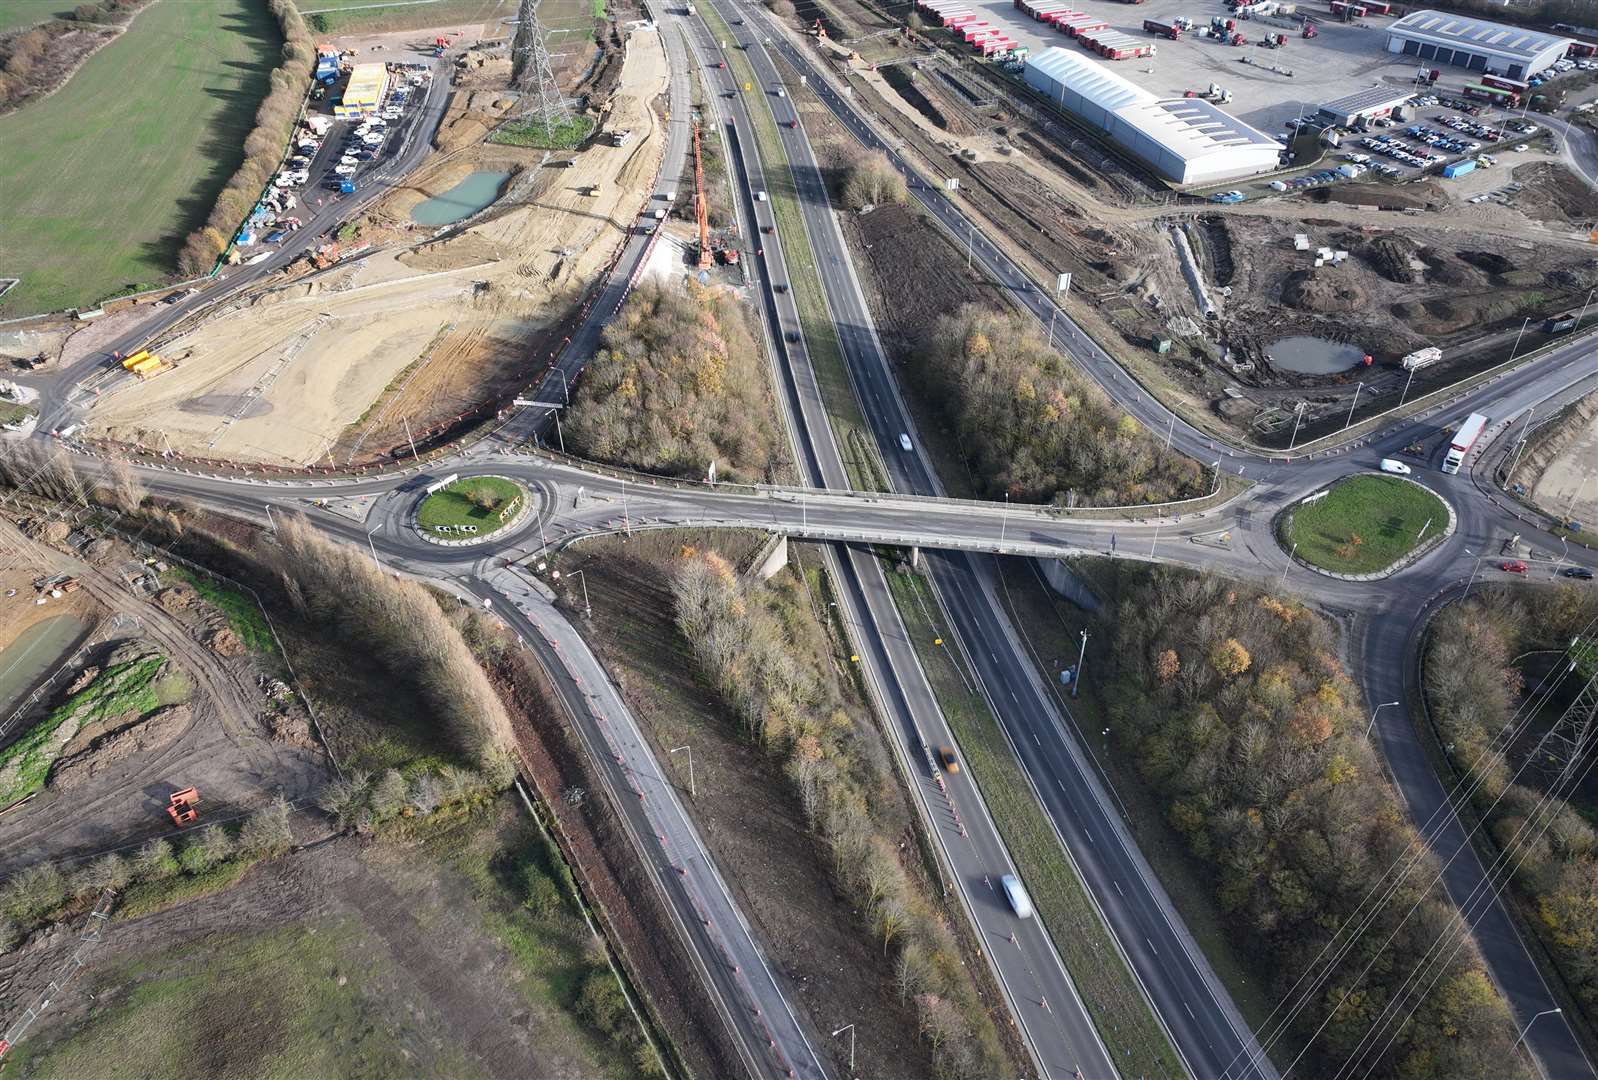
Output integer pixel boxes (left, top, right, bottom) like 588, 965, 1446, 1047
13, 6, 1598, 1079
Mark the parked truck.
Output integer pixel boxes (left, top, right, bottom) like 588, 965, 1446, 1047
1143, 18, 1183, 38
1399, 346, 1442, 371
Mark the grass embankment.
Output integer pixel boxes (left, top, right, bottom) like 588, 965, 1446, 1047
491, 114, 596, 149
416, 476, 524, 538
169, 568, 275, 655
883, 564, 1187, 1080
302, 0, 514, 34
0, 1, 68, 33
1281, 474, 1448, 575
698, 1, 887, 492
0, 654, 176, 804
0, 0, 281, 317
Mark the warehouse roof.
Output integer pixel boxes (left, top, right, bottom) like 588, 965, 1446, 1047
1319, 85, 1415, 116
1386, 10, 1572, 63
1027, 46, 1154, 112
1026, 49, 1280, 160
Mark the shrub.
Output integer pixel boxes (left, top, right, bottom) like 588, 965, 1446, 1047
917, 307, 1205, 505
132, 838, 180, 880
842, 149, 908, 209
566, 281, 787, 484
238, 796, 294, 857
179, 825, 234, 873
75, 853, 131, 894
0, 863, 67, 925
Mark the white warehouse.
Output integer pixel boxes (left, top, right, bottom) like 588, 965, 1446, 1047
1385, 10, 1572, 80
1023, 48, 1282, 185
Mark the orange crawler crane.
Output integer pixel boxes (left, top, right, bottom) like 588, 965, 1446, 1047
693, 120, 713, 271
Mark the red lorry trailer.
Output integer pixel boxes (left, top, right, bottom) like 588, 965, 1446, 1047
1143, 17, 1182, 38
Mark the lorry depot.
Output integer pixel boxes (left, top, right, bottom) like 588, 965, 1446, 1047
911, 0, 1594, 187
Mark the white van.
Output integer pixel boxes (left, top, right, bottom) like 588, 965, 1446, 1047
1001, 874, 1033, 919
1379, 458, 1412, 475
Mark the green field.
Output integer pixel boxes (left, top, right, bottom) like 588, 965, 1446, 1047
0, 1, 72, 32
0, 0, 281, 318
417, 476, 524, 537
300, 0, 515, 34
1282, 474, 1448, 574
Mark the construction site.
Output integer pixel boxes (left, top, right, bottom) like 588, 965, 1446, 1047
773, 0, 1598, 444
84, 10, 669, 467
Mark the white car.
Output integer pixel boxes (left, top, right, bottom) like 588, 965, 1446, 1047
898, 433, 913, 452
333, 163, 357, 176
1000, 874, 1034, 919
1379, 458, 1412, 475
1513, 143, 1530, 152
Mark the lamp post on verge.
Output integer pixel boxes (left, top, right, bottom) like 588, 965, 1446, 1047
1281, 542, 1297, 587
1463, 548, 1488, 600
1577, 287, 1595, 332
1288, 401, 1308, 451
1344, 382, 1363, 431
366, 525, 382, 570
1509, 316, 1531, 362
831, 1024, 855, 1072
567, 569, 592, 619
264, 504, 278, 535
1504, 406, 1536, 489
669, 744, 695, 798
1399, 364, 1418, 408
1072, 629, 1087, 698
1366, 700, 1400, 738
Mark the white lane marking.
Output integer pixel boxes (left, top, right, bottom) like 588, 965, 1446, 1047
1147, 937, 1159, 957
1114, 880, 1124, 897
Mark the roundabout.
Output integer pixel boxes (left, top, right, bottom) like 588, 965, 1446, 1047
414, 475, 530, 545
1278, 473, 1454, 579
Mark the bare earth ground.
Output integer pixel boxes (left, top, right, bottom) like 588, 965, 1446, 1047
0, 810, 622, 1080
0, 562, 101, 655
83, 25, 669, 467
0, 516, 326, 877
1531, 400, 1598, 528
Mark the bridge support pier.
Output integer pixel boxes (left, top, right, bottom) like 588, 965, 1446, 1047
910, 546, 921, 570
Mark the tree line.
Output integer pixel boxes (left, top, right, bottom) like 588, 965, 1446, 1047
566, 281, 789, 485
0, 0, 152, 113
1103, 567, 1535, 1079
176, 0, 317, 276
671, 550, 1010, 1078
273, 514, 516, 772
1426, 585, 1598, 1028
918, 306, 1206, 505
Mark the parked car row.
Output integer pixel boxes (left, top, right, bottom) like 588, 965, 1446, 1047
1359, 132, 1437, 168
1439, 113, 1506, 141
1403, 124, 1480, 156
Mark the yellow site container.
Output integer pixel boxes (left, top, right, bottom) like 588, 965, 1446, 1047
122, 349, 152, 369
342, 63, 387, 111
130, 355, 166, 375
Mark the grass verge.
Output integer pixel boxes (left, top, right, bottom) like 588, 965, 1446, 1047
490, 114, 596, 149
416, 476, 524, 538
699, 1, 887, 492
1280, 474, 1448, 575
169, 567, 276, 655
303, 0, 514, 34
0, 0, 281, 317
884, 563, 1187, 1080
0, 655, 168, 804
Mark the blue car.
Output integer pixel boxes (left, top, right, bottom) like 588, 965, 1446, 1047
1210, 190, 1245, 203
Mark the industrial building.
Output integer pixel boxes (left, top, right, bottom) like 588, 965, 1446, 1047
1316, 86, 1415, 127
1023, 48, 1282, 184
1385, 10, 1573, 80
335, 62, 388, 117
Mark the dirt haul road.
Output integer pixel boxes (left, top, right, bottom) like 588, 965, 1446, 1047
87, 26, 670, 467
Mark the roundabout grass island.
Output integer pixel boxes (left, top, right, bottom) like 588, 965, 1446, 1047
1280, 474, 1450, 577
416, 476, 527, 541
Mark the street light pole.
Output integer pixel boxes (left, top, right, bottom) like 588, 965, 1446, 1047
1509, 316, 1531, 362
1577, 287, 1595, 332
1281, 542, 1297, 587
264, 503, 278, 535
670, 744, 695, 798
1399, 365, 1418, 408
1164, 412, 1175, 451
366, 525, 382, 570
1000, 491, 1009, 545
831, 1024, 855, 1072
1552, 535, 1570, 579
1514, 1008, 1562, 1051
568, 569, 592, 618
1365, 700, 1400, 738
1463, 549, 1487, 600
966, 224, 974, 271
1504, 407, 1536, 489
559, 368, 570, 405
1072, 629, 1087, 698
1344, 382, 1363, 431
1288, 402, 1308, 450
